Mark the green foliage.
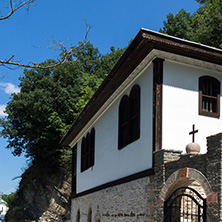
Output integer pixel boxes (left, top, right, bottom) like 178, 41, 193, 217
160, 0, 222, 48
0, 60, 82, 167
160, 9, 194, 39
71, 41, 103, 75
2, 192, 15, 207
0, 42, 125, 171
1, 192, 31, 222
193, 0, 222, 48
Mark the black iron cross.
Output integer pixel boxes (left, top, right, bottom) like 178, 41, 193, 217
189, 124, 198, 143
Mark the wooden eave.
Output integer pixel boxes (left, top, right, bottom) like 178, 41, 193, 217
60, 29, 222, 147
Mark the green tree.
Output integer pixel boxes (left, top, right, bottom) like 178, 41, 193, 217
75, 45, 125, 113
0, 42, 125, 170
2, 193, 15, 207
193, 0, 222, 48
160, 0, 222, 48
159, 9, 194, 39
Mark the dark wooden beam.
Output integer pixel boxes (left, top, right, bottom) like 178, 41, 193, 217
152, 58, 164, 152
72, 144, 77, 195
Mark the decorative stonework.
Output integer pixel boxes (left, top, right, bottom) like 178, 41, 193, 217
158, 167, 213, 204
207, 192, 218, 203
178, 167, 189, 178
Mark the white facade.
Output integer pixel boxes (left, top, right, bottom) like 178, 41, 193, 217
60, 30, 222, 202
76, 65, 153, 194
75, 52, 222, 194
60, 29, 222, 222
162, 60, 222, 153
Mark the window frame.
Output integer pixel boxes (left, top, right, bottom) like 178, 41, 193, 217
76, 209, 80, 222
118, 95, 130, 149
118, 85, 140, 149
199, 76, 220, 118
81, 128, 95, 172
88, 208, 92, 222
129, 85, 140, 143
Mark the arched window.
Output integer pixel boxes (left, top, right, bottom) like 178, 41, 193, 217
86, 132, 91, 168
118, 85, 140, 149
88, 208, 92, 222
199, 76, 220, 117
90, 128, 95, 166
119, 95, 130, 148
81, 128, 95, 172
129, 85, 140, 142
76, 209, 80, 222
81, 137, 86, 172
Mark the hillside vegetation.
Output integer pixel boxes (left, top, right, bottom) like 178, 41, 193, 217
0, 41, 125, 221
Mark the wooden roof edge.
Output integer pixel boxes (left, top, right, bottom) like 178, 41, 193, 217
141, 28, 222, 53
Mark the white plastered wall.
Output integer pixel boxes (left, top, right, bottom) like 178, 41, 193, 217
76, 64, 153, 194
162, 60, 222, 153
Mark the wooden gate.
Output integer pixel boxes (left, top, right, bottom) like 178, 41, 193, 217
164, 187, 206, 222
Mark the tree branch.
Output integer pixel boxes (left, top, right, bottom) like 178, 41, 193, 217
82, 15, 92, 42
0, 0, 35, 21
0, 4, 92, 70
0, 47, 74, 69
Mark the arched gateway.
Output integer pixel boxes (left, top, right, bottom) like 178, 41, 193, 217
164, 186, 206, 222
158, 168, 216, 222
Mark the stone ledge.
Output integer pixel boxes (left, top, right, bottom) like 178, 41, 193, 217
153, 149, 183, 154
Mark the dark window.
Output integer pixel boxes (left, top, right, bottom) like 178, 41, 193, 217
81, 128, 95, 172
119, 95, 130, 148
199, 76, 220, 118
76, 210, 80, 222
81, 137, 86, 172
88, 208, 92, 222
129, 85, 140, 142
118, 85, 140, 149
90, 128, 95, 166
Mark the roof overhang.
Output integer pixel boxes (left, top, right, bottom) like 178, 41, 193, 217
60, 28, 222, 147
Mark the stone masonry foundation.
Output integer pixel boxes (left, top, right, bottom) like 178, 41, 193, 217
71, 177, 152, 222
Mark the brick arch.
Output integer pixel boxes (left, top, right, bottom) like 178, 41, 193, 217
157, 167, 217, 206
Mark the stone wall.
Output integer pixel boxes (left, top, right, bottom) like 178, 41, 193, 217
154, 133, 222, 222
71, 177, 152, 222
206, 133, 222, 222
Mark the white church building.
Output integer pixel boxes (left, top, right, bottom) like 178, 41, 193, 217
61, 29, 222, 222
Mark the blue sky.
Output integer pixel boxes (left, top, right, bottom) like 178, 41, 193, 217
0, 0, 199, 194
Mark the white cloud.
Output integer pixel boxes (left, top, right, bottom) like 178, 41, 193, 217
0, 82, 20, 94
0, 105, 7, 117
